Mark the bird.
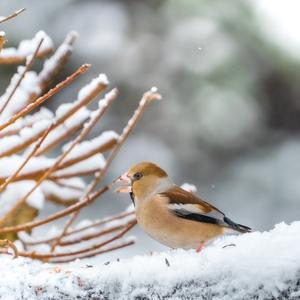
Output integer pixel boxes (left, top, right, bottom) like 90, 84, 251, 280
115, 161, 251, 252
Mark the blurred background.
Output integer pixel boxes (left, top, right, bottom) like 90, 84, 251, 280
1, 0, 300, 258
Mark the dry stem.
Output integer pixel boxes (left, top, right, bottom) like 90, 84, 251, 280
20, 210, 135, 246
50, 89, 161, 251
17, 220, 136, 261
50, 239, 135, 263
3, 89, 117, 219
0, 38, 44, 116
0, 239, 18, 258
0, 8, 25, 24
0, 64, 90, 132
0, 185, 110, 234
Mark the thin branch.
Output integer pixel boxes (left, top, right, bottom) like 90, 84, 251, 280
59, 217, 136, 246
0, 65, 92, 193
0, 121, 57, 193
20, 210, 135, 246
0, 239, 135, 263
0, 239, 18, 258
2, 89, 117, 217
59, 225, 125, 246
50, 170, 101, 180
38, 31, 78, 93
55, 137, 117, 171
0, 73, 108, 157
0, 110, 52, 138
33, 122, 83, 156
50, 88, 161, 251
0, 185, 110, 234
0, 38, 44, 116
16, 221, 136, 261
0, 64, 90, 132
0, 31, 52, 65
0, 8, 25, 24
50, 239, 135, 263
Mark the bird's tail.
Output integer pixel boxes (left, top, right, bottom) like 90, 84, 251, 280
223, 217, 252, 234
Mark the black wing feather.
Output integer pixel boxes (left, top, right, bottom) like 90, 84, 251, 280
171, 208, 251, 233
172, 210, 223, 226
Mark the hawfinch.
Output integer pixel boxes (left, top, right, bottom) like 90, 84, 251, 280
116, 162, 251, 251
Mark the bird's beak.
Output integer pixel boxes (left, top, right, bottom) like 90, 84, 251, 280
114, 172, 132, 193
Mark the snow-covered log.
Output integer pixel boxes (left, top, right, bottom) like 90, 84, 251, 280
0, 222, 299, 299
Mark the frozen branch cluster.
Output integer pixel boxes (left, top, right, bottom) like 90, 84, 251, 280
0, 222, 299, 299
0, 8, 161, 262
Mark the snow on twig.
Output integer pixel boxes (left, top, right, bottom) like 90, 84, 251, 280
0, 24, 159, 262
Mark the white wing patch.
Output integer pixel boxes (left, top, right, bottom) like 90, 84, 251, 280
168, 203, 205, 214
168, 203, 225, 222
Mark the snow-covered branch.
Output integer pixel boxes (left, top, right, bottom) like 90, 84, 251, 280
0, 15, 160, 262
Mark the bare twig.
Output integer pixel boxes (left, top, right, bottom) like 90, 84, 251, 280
38, 31, 78, 92
50, 239, 135, 263
0, 26, 157, 262
0, 81, 111, 190
0, 8, 25, 24
20, 210, 135, 246
16, 221, 136, 261
50, 88, 161, 251
2, 89, 117, 218
0, 239, 18, 258
0, 185, 110, 234
59, 225, 125, 246
0, 65, 92, 193
34, 122, 83, 156
0, 38, 44, 116
0, 64, 90, 132
0, 73, 108, 158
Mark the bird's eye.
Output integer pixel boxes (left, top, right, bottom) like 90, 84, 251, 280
133, 172, 143, 181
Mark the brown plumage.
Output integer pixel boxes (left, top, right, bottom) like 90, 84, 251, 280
116, 161, 251, 250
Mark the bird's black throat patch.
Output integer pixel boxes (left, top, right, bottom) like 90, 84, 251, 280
129, 192, 135, 206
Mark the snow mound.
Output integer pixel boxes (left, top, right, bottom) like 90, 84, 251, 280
0, 222, 299, 299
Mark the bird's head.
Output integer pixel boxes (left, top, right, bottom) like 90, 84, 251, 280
115, 162, 173, 200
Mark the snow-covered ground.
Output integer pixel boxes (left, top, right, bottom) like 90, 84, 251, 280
0, 221, 299, 299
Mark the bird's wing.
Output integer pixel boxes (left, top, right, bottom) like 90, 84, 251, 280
160, 186, 251, 232
160, 186, 226, 225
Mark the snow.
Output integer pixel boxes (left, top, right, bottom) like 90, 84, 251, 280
0, 108, 53, 138
0, 119, 51, 155
58, 178, 86, 189
62, 130, 118, 160
0, 31, 53, 58
150, 86, 158, 93
0, 152, 105, 179
41, 180, 84, 202
98, 88, 117, 109
0, 221, 299, 299
77, 74, 109, 101
64, 107, 90, 129
38, 31, 77, 81
181, 182, 197, 193
0, 180, 45, 217
53, 154, 106, 177
34, 106, 90, 153
0, 155, 54, 178
39, 44, 71, 80
0, 67, 41, 120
